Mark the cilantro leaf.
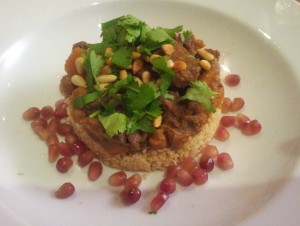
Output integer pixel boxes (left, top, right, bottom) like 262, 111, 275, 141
146, 99, 162, 118
180, 81, 219, 112
111, 46, 133, 68
106, 74, 135, 98
181, 30, 193, 41
73, 92, 101, 108
127, 111, 156, 134
98, 112, 127, 137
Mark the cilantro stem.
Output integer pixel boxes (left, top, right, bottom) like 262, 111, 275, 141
128, 85, 140, 93
145, 111, 158, 118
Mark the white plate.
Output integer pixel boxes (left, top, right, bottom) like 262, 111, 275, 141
1, 0, 300, 225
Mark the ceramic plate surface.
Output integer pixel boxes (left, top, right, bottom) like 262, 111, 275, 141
0, 0, 300, 225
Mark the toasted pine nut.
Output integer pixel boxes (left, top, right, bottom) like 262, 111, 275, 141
142, 71, 152, 83
150, 54, 161, 63
161, 44, 174, 56
132, 51, 142, 59
153, 115, 162, 128
143, 55, 150, 63
132, 59, 144, 74
71, 75, 87, 87
97, 75, 117, 83
173, 61, 187, 71
100, 65, 112, 75
197, 49, 214, 61
119, 70, 128, 80
134, 76, 143, 85
95, 83, 110, 91
166, 59, 174, 68
104, 47, 113, 56
75, 57, 84, 75
200, 60, 211, 70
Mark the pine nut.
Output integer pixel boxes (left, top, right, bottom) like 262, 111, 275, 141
71, 75, 87, 88
132, 59, 144, 74
104, 47, 113, 56
197, 49, 214, 61
153, 115, 162, 128
142, 71, 152, 83
200, 60, 211, 70
150, 54, 161, 63
166, 59, 174, 68
97, 75, 117, 83
95, 83, 110, 91
100, 65, 112, 75
173, 61, 187, 71
119, 70, 128, 80
132, 51, 142, 59
75, 57, 84, 75
162, 44, 174, 56
134, 76, 143, 85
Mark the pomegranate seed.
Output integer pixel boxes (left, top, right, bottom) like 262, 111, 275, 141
224, 74, 240, 86
55, 182, 75, 199
57, 142, 73, 156
242, 119, 262, 135
65, 133, 79, 144
221, 97, 232, 114
149, 192, 169, 214
201, 145, 219, 158
54, 103, 67, 119
55, 99, 65, 107
88, 161, 103, 181
124, 173, 142, 190
220, 116, 236, 127
120, 187, 141, 205
191, 168, 208, 185
33, 126, 49, 140
165, 164, 182, 178
48, 144, 60, 163
160, 177, 176, 194
176, 169, 193, 187
235, 113, 250, 130
230, 97, 245, 112
40, 105, 54, 120
214, 126, 230, 141
216, 152, 234, 170
56, 123, 73, 136
179, 156, 197, 172
22, 107, 40, 121
46, 134, 59, 146
108, 171, 127, 186
78, 150, 95, 167
56, 157, 73, 173
70, 141, 88, 155
31, 117, 47, 129
47, 118, 60, 134
199, 155, 214, 172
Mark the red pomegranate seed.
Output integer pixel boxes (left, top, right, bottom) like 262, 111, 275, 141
216, 152, 234, 170
78, 150, 94, 167
57, 142, 73, 156
120, 187, 141, 205
214, 126, 230, 141
242, 119, 262, 135
47, 118, 60, 134
56, 157, 73, 173
55, 99, 65, 107
70, 141, 88, 155
149, 192, 169, 214
160, 177, 176, 194
65, 133, 79, 144
54, 103, 67, 119
220, 116, 236, 127
88, 161, 103, 181
224, 74, 240, 87
176, 169, 193, 187
56, 123, 73, 136
191, 168, 208, 185
199, 155, 214, 172
33, 126, 49, 140
48, 144, 60, 163
165, 164, 182, 178
31, 117, 47, 129
46, 134, 59, 146
108, 171, 127, 186
55, 182, 75, 199
221, 97, 232, 114
179, 156, 197, 172
235, 113, 250, 130
201, 145, 219, 158
230, 97, 245, 112
22, 107, 40, 121
40, 105, 54, 120
124, 173, 142, 190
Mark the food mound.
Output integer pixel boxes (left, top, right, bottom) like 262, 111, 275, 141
60, 15, 224, 171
